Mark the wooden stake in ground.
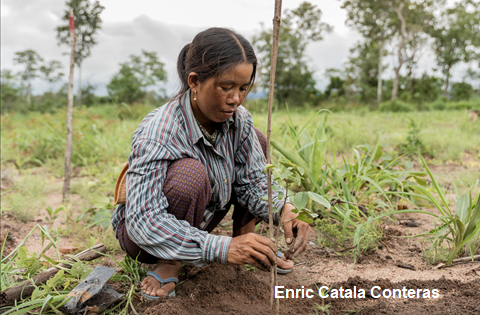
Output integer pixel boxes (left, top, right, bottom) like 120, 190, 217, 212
62, 9, 76, 203
266, 1, 282, 314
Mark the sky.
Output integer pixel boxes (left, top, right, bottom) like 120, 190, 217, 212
0, 0, 469, 97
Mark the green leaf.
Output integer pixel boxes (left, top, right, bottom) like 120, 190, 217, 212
414, 176, 427, 186
46, 270, 64, 289
381, 154, 393, 161
403, 161, 414, 170
92, 194, 111, 209
296, 212, 313, 224
293, 192, 309, 209
40, 294, 54, 315
455, 194, 469, 224
272, 185, 282, 192
465, 194, 480, 238
280, 170, 293, 179
307, 192, 331, 208
297, 167, 305, 175
419, 155, 450, 213
41, 254, 58, 266
341, 209, 353, 246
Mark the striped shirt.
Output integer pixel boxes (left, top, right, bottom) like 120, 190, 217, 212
111, 90, 288, 267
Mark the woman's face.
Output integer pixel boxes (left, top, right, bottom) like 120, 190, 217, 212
188, 62, 253, 131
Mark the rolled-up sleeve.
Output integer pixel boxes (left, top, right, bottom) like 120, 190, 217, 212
233, 115, 288, 225
125, 138, 231, 267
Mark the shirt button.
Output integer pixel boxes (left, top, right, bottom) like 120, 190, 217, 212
217, 156, 221, 159
225, 199, 228, 203
223, 179, 227, 183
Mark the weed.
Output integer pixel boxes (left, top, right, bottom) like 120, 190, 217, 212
315, 219, 342, 248
2, 173, 51, 222
379, 100, 416, 112
413, 156, 480, 264
45, 205, 66, 223
0, 225, 90, 315
422, 243, 451, 265
311, 303, 332, 315
398, 118, 428, 157
243, 264, 258, 272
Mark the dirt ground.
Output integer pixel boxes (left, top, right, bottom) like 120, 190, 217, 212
125, 218, 480, 315
2, 159, 480, 314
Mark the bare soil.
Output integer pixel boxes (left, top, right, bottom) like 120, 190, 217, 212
127, 214, 480, 315
130, 259, 480, 315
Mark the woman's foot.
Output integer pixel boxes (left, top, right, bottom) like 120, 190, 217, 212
140, 259, 181, 297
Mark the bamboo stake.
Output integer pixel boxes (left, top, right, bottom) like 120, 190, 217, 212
266, 1, 282, 314
62, 9, 76, 203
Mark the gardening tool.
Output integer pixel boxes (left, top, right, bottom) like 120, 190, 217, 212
63, 266, 123, 315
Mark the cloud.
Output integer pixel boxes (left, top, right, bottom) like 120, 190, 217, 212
1, 0, 472, 97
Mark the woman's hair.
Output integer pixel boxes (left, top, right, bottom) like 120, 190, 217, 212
174, 27, 257, 98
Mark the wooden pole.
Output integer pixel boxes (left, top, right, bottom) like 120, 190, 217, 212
266, 1, 282, 314
63, 9, 76, 203
0, 244, 107, 307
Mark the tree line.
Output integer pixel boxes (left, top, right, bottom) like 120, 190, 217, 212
1, 0, 479, 113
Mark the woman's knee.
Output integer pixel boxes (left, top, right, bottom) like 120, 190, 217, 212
163, 158, 211, 206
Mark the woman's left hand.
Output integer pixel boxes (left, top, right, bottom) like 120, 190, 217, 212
281, 203, 311, 259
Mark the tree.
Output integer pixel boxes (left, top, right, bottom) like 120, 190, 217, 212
428, 0, 480, 96
40, 60, 65, 93
13, 50, 44, 104
344, 41, 383, 103
253, 2, 332, 107
57, 0, 105, 105
342, 0, 438, 102
324, 68, 345, 100
1, 70, 24, 112
341, 0, 394, 104
386, 0, 438, 100
465, 67, 480, 97
107, 50, 167, 104
451, 82, 473, 100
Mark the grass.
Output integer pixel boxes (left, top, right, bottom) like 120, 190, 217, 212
0, 225, 139, 315
252, 109, 480, 163
1, 171, 53, 222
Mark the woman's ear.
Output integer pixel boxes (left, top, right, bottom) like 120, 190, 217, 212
187, 72, 199, 91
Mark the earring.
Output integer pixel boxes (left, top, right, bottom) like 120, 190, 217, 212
193, 90, 197, 101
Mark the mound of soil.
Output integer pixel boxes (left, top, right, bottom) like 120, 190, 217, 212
131, 263, 480, 315
133, 263, 315, 315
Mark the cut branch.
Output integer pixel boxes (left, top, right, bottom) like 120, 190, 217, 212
62, 8, 76, 203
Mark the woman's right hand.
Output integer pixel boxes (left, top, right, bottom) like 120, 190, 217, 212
227, 233, 277, 271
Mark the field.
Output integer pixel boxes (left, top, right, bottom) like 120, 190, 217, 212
1, 104, 480, 314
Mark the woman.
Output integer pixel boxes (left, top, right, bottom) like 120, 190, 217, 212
111, 27, 311, 299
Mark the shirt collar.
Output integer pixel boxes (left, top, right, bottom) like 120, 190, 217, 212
180, 89, 236, 145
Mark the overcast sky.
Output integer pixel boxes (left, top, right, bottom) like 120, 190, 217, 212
1, 0, 469, 96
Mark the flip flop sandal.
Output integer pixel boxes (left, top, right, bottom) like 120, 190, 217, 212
141, 271, 178, 300
277, 251, 293, 275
